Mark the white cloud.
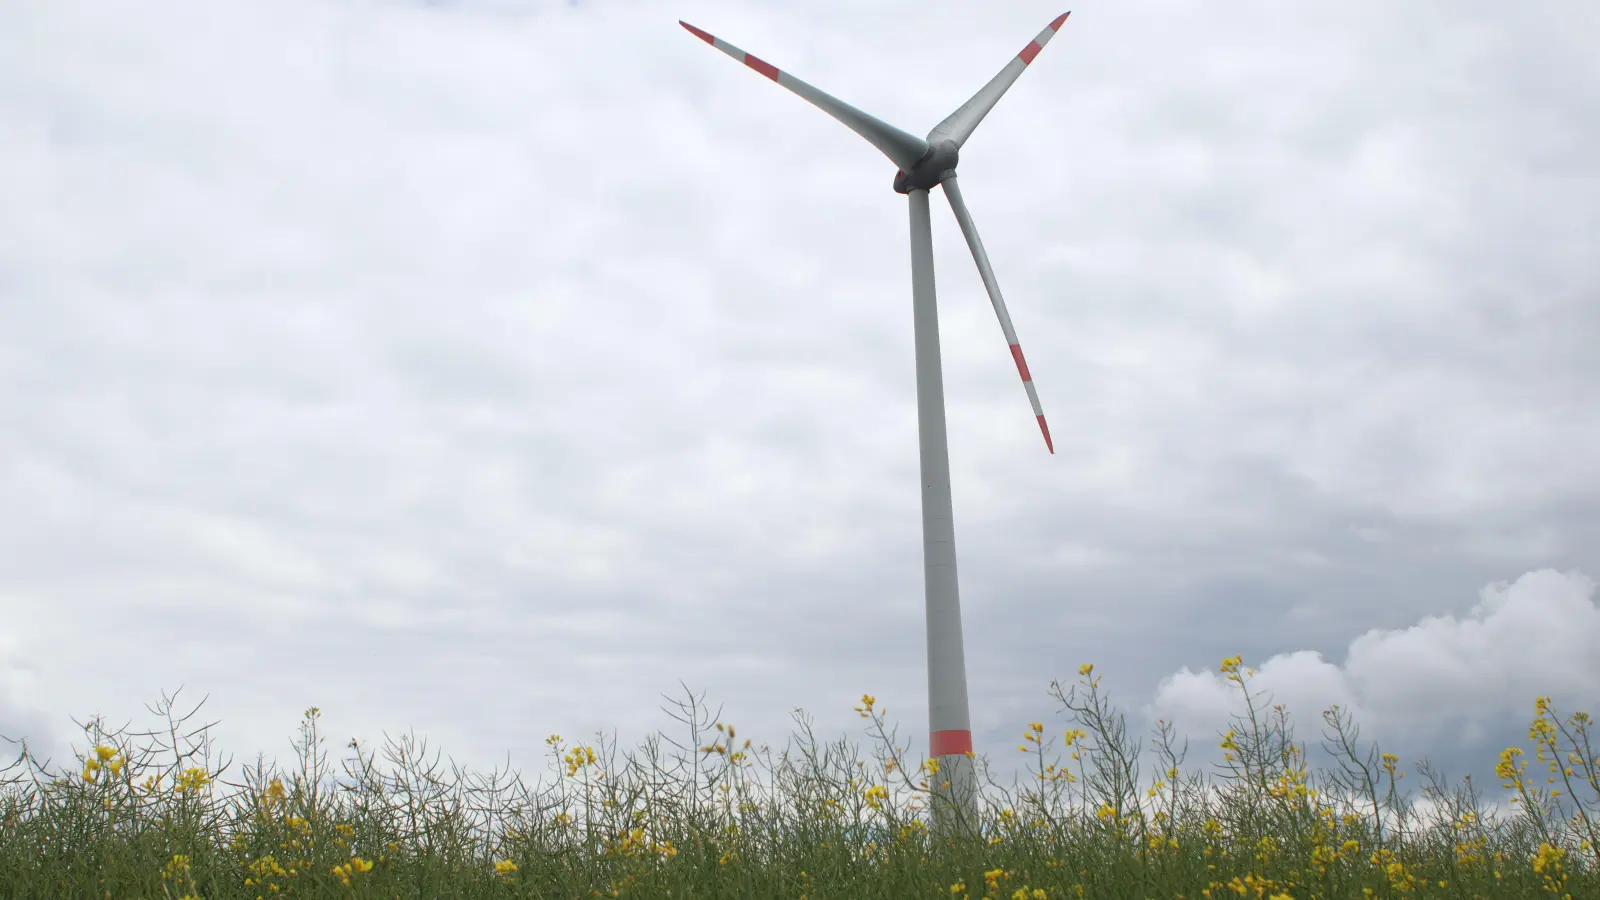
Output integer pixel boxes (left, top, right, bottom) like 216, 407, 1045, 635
1147, 569, 1600, 754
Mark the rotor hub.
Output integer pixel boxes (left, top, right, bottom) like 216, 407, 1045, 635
893, 140, 959, 194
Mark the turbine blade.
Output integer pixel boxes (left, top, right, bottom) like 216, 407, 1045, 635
680, 21, 930, 173
926, 12, 1070, 149
941, 176, 1053, 454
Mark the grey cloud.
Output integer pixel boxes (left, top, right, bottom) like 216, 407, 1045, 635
0, 0, 1595, 801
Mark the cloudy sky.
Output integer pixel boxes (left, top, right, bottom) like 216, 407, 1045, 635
2, 0, 1596, 811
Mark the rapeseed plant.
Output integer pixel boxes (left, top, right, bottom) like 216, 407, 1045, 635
1, 668, 1595, 898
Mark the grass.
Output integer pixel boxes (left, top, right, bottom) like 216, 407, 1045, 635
1, 656, 1595, 899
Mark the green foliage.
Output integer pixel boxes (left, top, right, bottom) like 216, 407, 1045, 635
1, 660, 1595, 899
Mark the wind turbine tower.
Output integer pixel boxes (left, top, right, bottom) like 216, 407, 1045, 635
680, 12, 1070, 839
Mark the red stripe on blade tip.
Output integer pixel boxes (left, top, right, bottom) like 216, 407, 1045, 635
1010, 344, 1032, 382
680, 21, 715, 44
1038, 416, 1054, 454
742, 54, 780, 81
1022, 12, 1071, 61
930, 729, 973, 757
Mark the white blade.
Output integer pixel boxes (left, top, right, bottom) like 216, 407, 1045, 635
681, 21, 930, 173
941, 176, 1053, 454
926, 12, 1071, 149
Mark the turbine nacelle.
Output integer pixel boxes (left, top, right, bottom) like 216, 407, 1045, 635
893, 140, 960, 195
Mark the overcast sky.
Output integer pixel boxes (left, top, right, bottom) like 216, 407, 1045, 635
2, 0, 1597, 812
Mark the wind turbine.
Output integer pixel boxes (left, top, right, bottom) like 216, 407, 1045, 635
680, 12, 1069, 839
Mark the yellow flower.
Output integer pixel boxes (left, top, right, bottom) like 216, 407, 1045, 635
495, 859, 519, 876
855, 694, 877, 718
174, 766, 211, 794
1532, 842, 1565, 874
1496, 747, 1525, 786
1078, 663, 1094, 677
162, 854, 192, 881
864, 784, 888, 809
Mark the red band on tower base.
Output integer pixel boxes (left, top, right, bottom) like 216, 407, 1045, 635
930, 729, 973, 757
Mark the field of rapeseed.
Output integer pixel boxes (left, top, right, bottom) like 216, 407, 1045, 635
0, 657, 1594, 899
